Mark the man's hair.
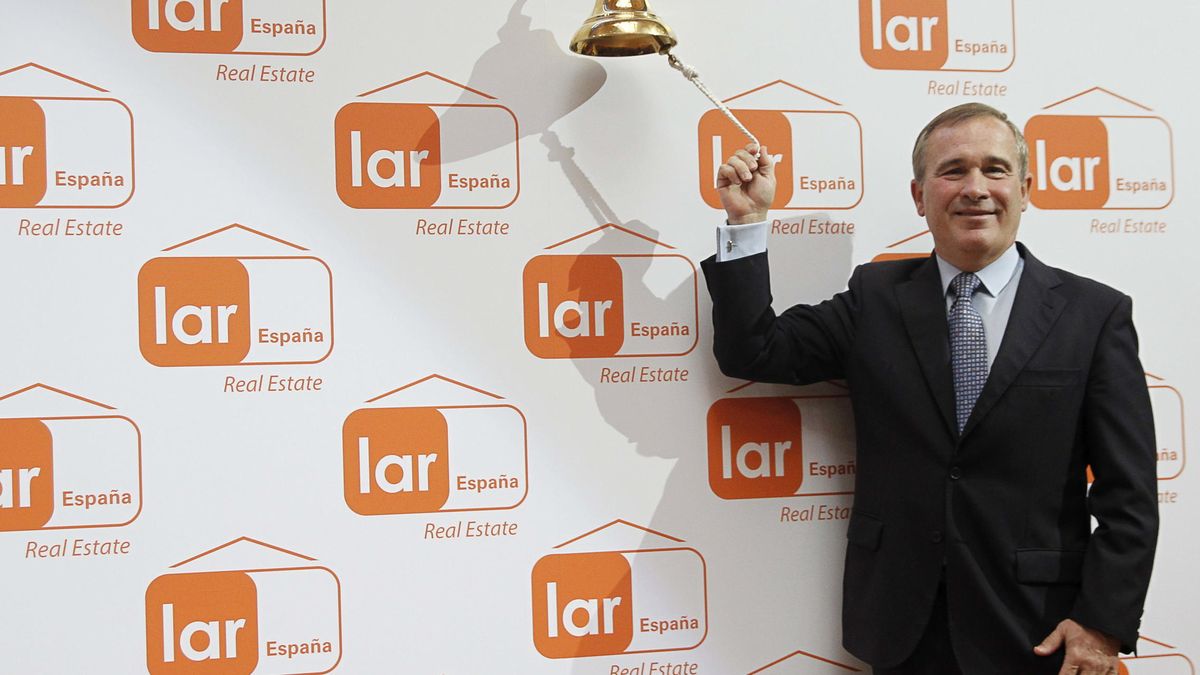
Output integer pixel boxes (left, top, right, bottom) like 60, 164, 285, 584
911, 102, 1028, 181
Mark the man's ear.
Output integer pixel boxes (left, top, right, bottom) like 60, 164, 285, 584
1020, 172, 1033, 211
911, 178, 926, 216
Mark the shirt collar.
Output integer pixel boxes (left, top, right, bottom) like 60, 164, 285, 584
935, 243, 1021, 298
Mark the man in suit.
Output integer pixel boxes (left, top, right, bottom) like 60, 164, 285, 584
701, 103, 1158, 674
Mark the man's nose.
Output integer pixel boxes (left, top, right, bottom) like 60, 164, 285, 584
962, 169, 989, 199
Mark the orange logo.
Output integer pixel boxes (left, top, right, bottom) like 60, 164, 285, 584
523, 255, 625, 359
707, 398, 804, 500
131, 0, 326, 55
532, 552, 634, 658
344, 375, 529, 516
0, 419, 54, 531
522, 225, 699, 360
145, 571, 260, 673
858, 0, 1015, 72
132, 0, 244, 53
0, 64, 136, 209
697, 82, 864, 211
145, 537, 342, 675
1026, 115, 1110, 210
0, 96, 47, 206
335, 73, 520, 209
700, 109, 794, 209
532, 521, 708, 659
707, 389, 856, 501
344, 408, 451, 515
1026, 90, 1174, 211
334, 103, 442, 208
859, 0, 948, 70
137, 225, 335, 368
0, 384, 143, 532
138, 257, 253, 367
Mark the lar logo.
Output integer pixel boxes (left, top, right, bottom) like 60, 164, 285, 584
343, 375, 528, 516
1026, 88, 1174, 210
335, 72, 519, 209
708, 384, 856, 500
698, 81, 863, 211
522, 224, 698, 359
532, 521, 707, 659
131, 0, 326, 55
858, 0, 1015, 72
145, 537, 342, 674
0, 63, 134, 209
0, 384, 141, 532
747, 647, 863, 673
136, 225, 334, 367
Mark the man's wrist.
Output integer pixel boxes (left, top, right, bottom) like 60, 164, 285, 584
727, 211, 768, 225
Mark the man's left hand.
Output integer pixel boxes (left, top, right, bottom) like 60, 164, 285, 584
1034, 618, 1121, 674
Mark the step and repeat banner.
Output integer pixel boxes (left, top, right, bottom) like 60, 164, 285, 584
1, 1, 1197, 673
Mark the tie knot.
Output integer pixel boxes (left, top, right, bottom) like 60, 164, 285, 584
951, 272, 982, 299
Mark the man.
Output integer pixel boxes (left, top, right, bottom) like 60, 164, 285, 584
701, 103, 1158, 674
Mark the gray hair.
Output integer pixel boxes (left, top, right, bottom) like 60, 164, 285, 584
911, 102, 1028, 181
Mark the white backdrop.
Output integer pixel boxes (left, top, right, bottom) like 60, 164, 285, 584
0, 1, 1196, 673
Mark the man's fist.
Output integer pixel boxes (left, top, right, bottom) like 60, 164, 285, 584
717, 143, 776, 224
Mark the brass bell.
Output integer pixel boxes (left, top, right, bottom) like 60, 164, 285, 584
569, 0, 678, 57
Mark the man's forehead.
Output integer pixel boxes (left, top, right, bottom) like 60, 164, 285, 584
926, 117, 1020, 162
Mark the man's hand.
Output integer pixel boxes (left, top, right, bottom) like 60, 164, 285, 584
1034, 618, 1121, 674
717, 143, 776, 224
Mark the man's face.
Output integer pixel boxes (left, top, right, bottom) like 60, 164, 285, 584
911, 116, 1032, 271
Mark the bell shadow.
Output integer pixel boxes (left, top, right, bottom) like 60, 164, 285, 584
438, 0, 607, 163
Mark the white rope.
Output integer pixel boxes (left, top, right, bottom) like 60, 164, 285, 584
666, 51, 761, 159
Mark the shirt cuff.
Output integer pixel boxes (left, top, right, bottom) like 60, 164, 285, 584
716, 220, 768, 262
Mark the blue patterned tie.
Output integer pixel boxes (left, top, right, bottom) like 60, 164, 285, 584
949, 272, 988, 432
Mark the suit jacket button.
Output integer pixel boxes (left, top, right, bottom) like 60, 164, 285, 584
931, 530, 943, 543
949, 466, 962, 480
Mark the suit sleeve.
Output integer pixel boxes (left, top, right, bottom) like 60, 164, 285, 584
1069, 294, 1159, 652
701, 251, 859, 385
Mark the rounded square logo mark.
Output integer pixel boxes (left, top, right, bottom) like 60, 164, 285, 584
859, 0, 949, 71
523, 255, 626, 359
343, 407, 451, 515
0, 97, 48, 207
0, 419, 54, 531
132, 0, 245, 54
1027, 115, 1110, 210
707, 398, 804, 500
699, 109, 794, 210
532, 552, 634, 659
138, 257, 253, 367
146, 571, 260, 674
335, 102, 443, 209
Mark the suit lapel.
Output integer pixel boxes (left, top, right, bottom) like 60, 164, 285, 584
960, 244, 1066, 439
897, 256, 957, 440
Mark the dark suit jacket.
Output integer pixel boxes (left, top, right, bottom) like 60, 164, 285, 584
702, 243, 1158, 674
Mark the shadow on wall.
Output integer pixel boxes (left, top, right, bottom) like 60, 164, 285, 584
539, 104, 858, 668
440, 0, 607, 163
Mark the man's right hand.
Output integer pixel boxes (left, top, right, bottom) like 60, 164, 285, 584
717, 143, 776, 224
